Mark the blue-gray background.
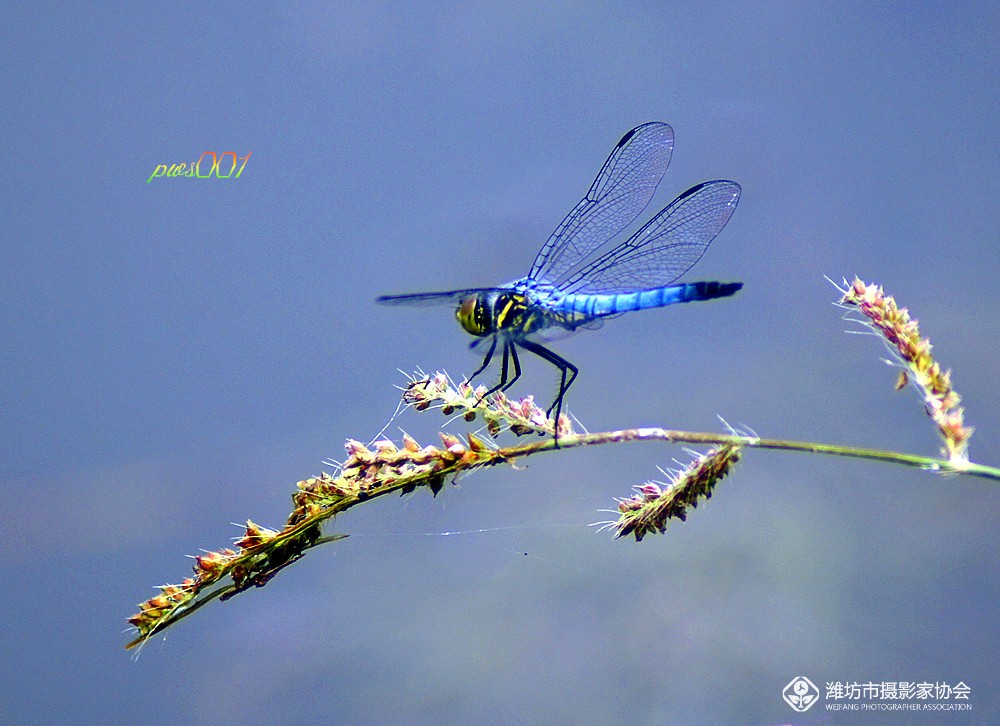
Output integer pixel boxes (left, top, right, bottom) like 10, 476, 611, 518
2, 4, 998, 724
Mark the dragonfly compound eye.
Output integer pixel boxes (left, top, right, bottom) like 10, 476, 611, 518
456, 296, 490, 336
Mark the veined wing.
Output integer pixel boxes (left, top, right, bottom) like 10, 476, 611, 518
557, 180, 741, 294
377, 288, 502, 306
528, 122, 674, 285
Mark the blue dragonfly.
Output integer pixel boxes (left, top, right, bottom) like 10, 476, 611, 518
378, 123, 742, 436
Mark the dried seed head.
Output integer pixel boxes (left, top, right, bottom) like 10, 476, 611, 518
613, 444, 741, 541
402, 371, 571, 437
839, 278, 973, 463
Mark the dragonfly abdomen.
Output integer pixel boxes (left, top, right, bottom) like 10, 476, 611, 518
559, 281, 743, 319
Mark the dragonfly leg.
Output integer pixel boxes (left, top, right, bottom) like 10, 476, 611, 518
517, 340, 578, 441
500, 343, 521, 391
479, 340, 517, 401
468, 336, 498, 383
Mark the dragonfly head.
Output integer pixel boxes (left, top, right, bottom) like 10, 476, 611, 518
456, 294, 492, 337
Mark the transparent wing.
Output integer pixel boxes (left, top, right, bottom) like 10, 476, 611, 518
376, 288, 502, 306
558, 181, 741, 294
528, 122, 674, 284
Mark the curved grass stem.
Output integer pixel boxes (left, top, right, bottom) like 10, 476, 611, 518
494, 428, 1000, 481
125, 418, 999, 650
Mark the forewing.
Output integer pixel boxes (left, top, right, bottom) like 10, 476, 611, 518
529, 123, 674, 284
559, 180, 741, 294
376, 288, 502, 306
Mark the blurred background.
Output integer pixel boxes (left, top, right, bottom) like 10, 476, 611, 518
2, 3, 997, 724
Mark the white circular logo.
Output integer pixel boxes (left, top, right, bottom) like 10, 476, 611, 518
782, 676, 820, 712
